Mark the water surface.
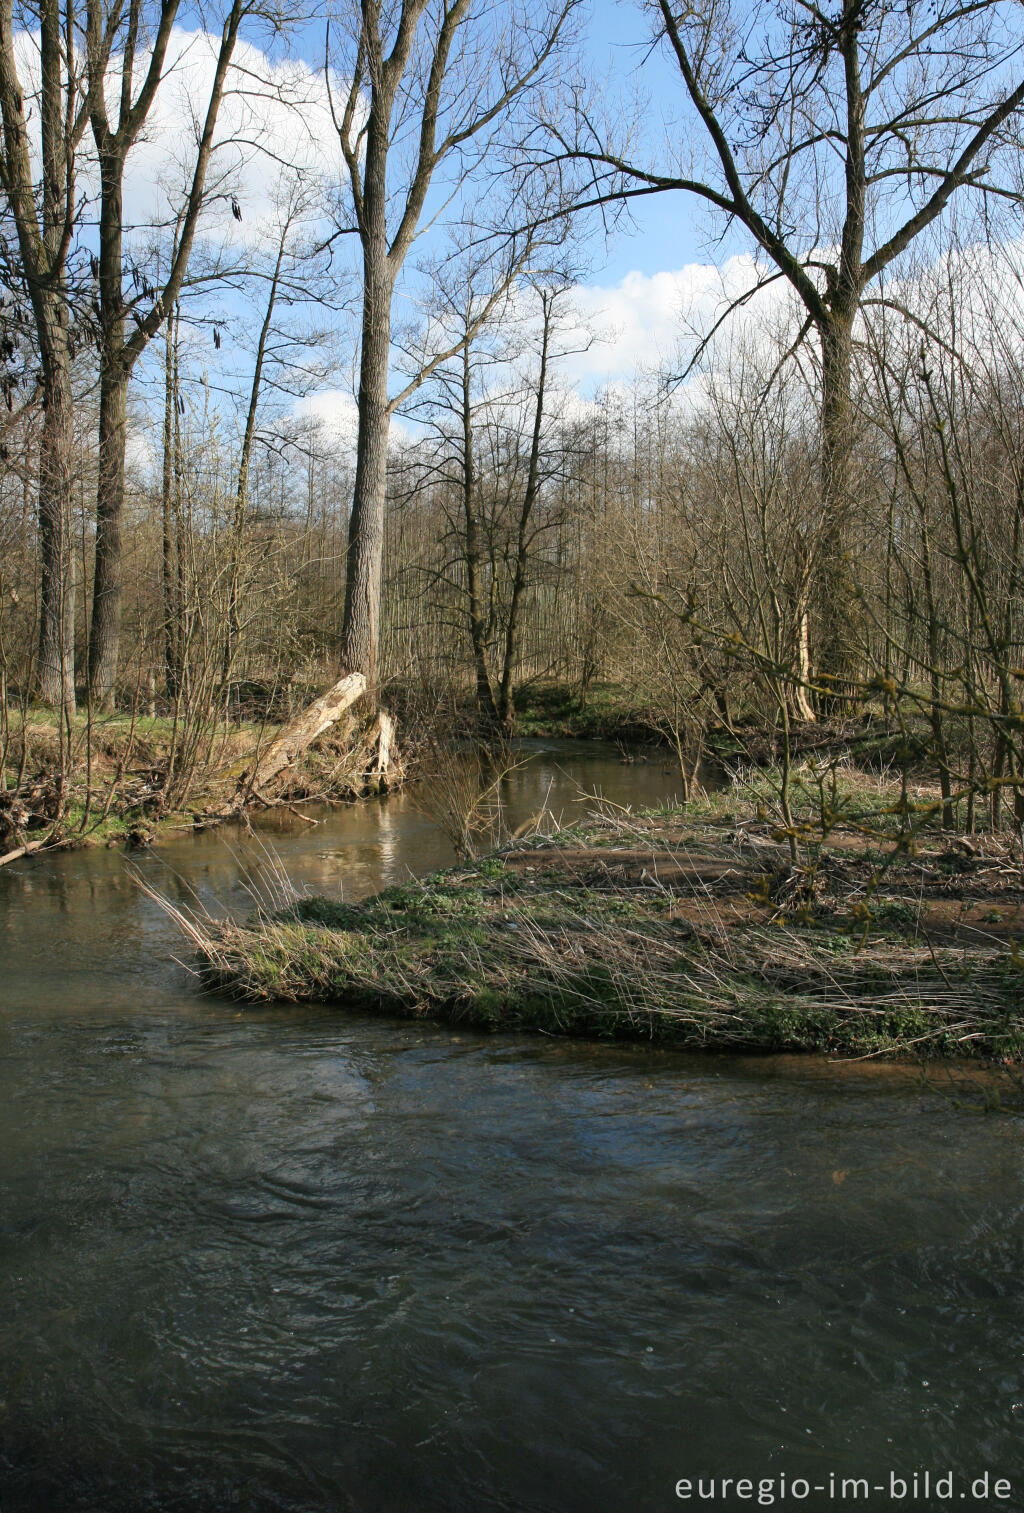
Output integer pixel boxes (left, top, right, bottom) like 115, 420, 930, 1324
1, 743, 1022, 1511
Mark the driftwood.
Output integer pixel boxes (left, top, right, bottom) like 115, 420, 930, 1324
234, 672, 367, 807
0, 836, 49, 868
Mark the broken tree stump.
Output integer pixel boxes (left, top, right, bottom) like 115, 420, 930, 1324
371, 710, 395, 787
234, 672, 367, 806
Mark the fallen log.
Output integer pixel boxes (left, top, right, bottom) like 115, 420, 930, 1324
0, 835, 55, 867
233, 672, 367, 807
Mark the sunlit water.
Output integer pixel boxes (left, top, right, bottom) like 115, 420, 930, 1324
0, 743, 1022, 1511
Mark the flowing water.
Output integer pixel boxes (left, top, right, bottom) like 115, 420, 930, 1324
1, 743, 1022, 1512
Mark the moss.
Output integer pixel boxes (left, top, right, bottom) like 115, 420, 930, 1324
465, 986, 506, 1026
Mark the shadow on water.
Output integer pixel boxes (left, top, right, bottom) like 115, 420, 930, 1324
0, 742, 1022, 1511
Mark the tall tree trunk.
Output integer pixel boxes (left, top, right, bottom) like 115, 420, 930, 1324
919, 506, 954, 830
36, 310, 76, 710
0, 0, 81, 710
224, 222, 288, 680
161, 311, 180, 698
340, 241, 393, 684
816, 308, 857, 701
498, 291, 551, 724
84, 0, 245, 708
461, 343, 498, 720
88, 158, 128, 708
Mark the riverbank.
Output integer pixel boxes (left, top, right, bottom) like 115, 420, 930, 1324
508, 680, 902, 764
0, 695, 398, 865
187, 793, 1024, 1060
0, 675, 941, 866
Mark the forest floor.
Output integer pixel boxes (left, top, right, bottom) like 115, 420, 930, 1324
184, 789, 1024, 1063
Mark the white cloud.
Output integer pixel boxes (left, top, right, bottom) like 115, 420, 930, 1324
12, 25, 347, 254
563, 254, 794, 391
116, 30, 346, 247
291, 390, 409, 457
293, 389, 360, 449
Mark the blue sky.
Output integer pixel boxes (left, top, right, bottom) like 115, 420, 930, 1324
82, 0, 766, 451
17, 0, 999, 472
583, 0, 712, 280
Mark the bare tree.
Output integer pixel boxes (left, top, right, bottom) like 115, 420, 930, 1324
555, 0, 1024, 692
397, 215, 580, 721
328, 0, 579, 684
85, 0, 261, 708
0, 0, 94, 707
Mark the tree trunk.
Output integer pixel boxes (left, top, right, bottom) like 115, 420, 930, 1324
1, 0, 81, 712
88, 153, 129, 709
36, 306, 76, 711
498, 291, 551, 724
161, 315, 179, 698
340, 242, 392, 686
816, 308, 858, 701
85, 0, 246, 707
919, 506, 955, 830
791, 603, 816, 722
89, 317, 128, 703
240, 671, 366, 797
461, 343, 498, 720
225, 224, 288, 681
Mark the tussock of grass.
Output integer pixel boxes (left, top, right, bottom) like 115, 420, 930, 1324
181, 807, 1024, 1060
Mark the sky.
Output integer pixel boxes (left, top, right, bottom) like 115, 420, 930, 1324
9, 0, 800, 454
13, 0, 1024, 465
580, 0, 711, 281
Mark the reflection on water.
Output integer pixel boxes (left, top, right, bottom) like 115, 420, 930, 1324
0, 743, 1022, 1511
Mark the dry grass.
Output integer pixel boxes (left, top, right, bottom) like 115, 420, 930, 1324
409, 730, 527, 859
149, 804, 1024, 1061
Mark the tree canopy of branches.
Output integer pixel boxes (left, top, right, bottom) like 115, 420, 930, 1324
553, 0, 1024, 694
328, 0, 580, 684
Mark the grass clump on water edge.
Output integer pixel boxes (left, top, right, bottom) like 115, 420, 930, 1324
150, 801, 1024, 1061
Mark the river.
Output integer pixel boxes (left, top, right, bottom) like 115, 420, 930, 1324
0, 742, 1021, 1511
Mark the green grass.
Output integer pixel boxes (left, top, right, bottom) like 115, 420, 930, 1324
510, 681, 655, 740
190, 809, 1024, 1061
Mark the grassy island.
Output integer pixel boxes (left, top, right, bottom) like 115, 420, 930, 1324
186, 787, 1024, 1062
